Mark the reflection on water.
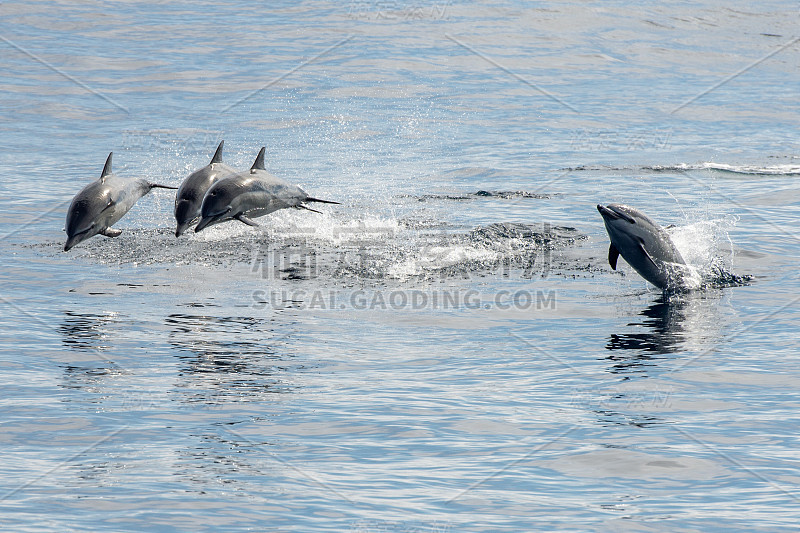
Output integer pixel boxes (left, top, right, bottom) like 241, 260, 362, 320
61, 365, 120, 388
593, 293, 725, 428
166, 313, 296, 407
58, 311, 119, 352
604, 296, 688, 375
174, 430, 269, 499
594, 409, 664, 428
167, 314, 277, 358
57, 310, 129, 405
604, 292, 726, 371
592, 296, 689, 428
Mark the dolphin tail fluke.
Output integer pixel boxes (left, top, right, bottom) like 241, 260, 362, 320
251, 147, 266, 170
100, 152, 113, 182
608, 243, 620, 270
305, 197, 340, 205
211, 140, 224, 164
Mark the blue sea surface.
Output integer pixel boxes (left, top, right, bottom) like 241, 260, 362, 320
1, 1, 799, 531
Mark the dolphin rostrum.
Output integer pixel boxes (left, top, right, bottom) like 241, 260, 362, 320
597, 203, 689, 291
174, 140, 238, 237
194, 146, 339, 233
64, 153, 177, 251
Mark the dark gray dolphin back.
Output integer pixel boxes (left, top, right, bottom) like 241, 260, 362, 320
194, 145, 340, 233
65, 152, 176, 250
174, 140, 237, 236
65, 152, 116, 243
597, 203, 687, 291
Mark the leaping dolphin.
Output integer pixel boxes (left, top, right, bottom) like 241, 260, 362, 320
194, 146, 339, 233
174, 140, 238, 237
597, 203, 688, 291
64, 153, 177, 251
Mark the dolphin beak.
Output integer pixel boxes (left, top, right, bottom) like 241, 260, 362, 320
194, 207, 230, 233
597, 204, 635, 224
597, 204, 617, 221
194, 214, 223, 233
64, 227, 91, 252
194, 217, 212, 233
597, 204, 610, 217
64, 235, 80, 252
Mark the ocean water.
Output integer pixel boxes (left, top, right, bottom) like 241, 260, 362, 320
1, 1, 799, 531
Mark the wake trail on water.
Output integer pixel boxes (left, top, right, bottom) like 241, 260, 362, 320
647, 163, 800, 176
37, 187, 588, 285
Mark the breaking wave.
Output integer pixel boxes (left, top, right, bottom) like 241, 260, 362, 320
566, 162, 800, 175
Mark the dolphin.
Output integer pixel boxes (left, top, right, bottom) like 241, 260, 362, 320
597, 203, 688, 291
64, 153, 177, 251
194, 146, 339, 233
174, 140, 238, 237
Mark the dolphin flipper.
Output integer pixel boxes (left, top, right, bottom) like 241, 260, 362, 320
100, 198, 115, 213
101, 228, 122, 237
235, 214, 261, 227
636, 240, 659, 269
608, 243, 620, 270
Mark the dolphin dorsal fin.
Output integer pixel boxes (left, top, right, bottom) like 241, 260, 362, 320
251, 147, 266, 171
100, 152, 113, 182
210, 140, 224, 164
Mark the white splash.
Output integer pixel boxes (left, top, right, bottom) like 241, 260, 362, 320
386, 244, 499, 279
667, 162, 800, 175
667, 214, 740, 288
